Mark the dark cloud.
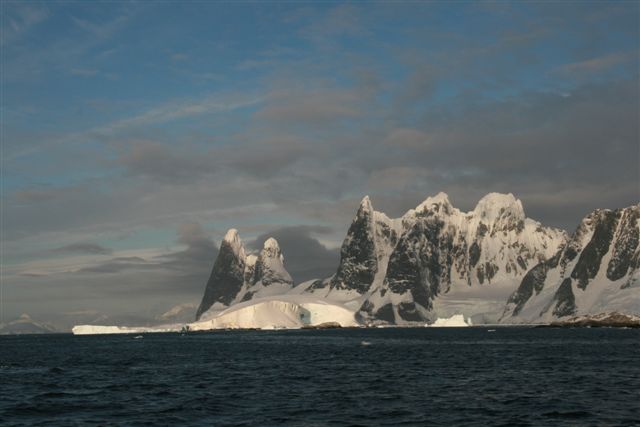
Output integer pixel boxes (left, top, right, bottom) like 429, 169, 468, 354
72, 223, 218, 287
50, 242, 113, 255
157, 222, 219, 274
249, 225, 340, 283
255, 86, 367, 127
118, 141, 216, 183
76, 256, 149, 273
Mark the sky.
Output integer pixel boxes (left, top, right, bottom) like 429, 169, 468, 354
2, 1, 639, 323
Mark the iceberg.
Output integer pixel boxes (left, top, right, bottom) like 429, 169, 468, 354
190, 295, 358, 330
72, 324, 181, 335
427, 314, 472, 327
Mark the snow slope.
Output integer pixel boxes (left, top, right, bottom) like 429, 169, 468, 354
503, 204, 640, 323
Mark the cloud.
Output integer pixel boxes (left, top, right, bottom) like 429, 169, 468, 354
118, 141, 216, 183
95, 95, 263, 135
50, 243, 113, 255
70, 12, 133, 40
76, 257, 150, 273
1, 4, 48, 46
170, 52, 189, 62
70, 68, 99, 77
249, 226, 340, 283
158, 223, 219, 272
13, 189, 60, 203
256, 87, 365, 126
3, 4, 138, 81
555, 51, 635, 76
300, 4, 370, 48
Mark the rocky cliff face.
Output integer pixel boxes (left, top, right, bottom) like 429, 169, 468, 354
297, 192, 565, 324
196, 229, 246, 320
350, 193, 566, 324
195, 230, 294, 320
502, 204, 640, 323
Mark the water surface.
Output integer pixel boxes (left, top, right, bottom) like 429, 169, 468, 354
1, 327, 639, 426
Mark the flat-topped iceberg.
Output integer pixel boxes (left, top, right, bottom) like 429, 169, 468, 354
72, 324, 181, 335
427, 314, 472, 327
190, 295, 358, 330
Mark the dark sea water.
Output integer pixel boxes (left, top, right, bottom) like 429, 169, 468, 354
1, 327, 639, 426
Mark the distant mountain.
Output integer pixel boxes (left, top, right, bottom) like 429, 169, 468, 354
502, 204, 639, 322
157, 303, 198, 324
195, 193, 638, 325
0, 314, 57, 335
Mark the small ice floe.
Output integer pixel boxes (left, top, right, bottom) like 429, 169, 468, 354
133, 335, 143, 339
360, 340, 372, 346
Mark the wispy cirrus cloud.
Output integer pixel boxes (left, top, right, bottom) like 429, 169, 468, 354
95, 95, 263, 135
49, 243, 113, 255
1, 3, 48, 46
555, 51, 636, 76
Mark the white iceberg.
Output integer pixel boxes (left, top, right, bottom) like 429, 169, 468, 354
427, 314, 472, 327
72, 324, 181, 335
189, 295, 358, 331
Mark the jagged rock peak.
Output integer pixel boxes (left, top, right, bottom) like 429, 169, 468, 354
473, 192, 525, 221
223, 228, 246, 258
245, 254, 258, 267
196, 229, 247, 320
255, 237, 293, 286
413, 192, 456, 217
262, 237, 283, 259
358, 195, 374, 213
416, 191, 451, 209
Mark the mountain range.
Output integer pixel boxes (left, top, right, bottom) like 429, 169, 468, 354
196, 192, 639, 325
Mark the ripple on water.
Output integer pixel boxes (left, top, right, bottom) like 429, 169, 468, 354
0, 328, 638, 426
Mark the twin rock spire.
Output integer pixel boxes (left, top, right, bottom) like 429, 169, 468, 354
195, 230, 293, 320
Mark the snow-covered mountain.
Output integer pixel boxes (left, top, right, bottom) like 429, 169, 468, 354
301, 192, 566, 324
0, 314, 57, 335
194, 192, 637, 327
158, 303, 198, 323
195, 230, 294, 320
502, 204, 640, 323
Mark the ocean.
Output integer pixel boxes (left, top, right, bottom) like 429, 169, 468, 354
1, 327, 639, 426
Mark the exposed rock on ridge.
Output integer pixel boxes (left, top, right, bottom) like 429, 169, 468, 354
195, 230, 294, 320
503, 204, 640, 322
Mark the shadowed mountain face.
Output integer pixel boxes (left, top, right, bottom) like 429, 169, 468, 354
503, 204, 639, 323
195, 230, 294, 320
196, 229, 246, 320
300, 193, 564, 323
